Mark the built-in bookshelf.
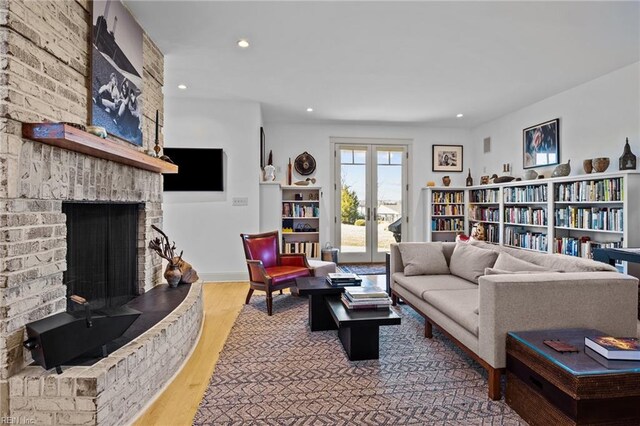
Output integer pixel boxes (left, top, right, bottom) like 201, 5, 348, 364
281, 186, 321, 259
468, 187, 501, 244
424, 187, 466, 242
422, 172, 640, 271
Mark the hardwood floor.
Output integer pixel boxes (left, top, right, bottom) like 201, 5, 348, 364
133, 281, 248, 426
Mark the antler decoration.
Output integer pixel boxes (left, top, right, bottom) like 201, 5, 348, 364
149, 225, 182, 265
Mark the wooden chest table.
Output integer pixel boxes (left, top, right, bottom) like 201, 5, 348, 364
506, 328, 640, 425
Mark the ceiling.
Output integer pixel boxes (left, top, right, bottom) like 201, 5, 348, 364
126, 1, 640, 128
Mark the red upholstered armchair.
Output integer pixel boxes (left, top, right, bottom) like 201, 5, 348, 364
240, 231, 313, 315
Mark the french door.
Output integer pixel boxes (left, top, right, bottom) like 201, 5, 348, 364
334, 142, 408, 263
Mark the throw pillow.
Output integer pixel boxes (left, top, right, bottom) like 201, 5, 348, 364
398, 243, 450, 276
492, 252, 547, 272
449, 243, 498, 284
483, 267, 549, 275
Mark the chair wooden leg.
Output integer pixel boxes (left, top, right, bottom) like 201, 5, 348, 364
424, 320, 433, 338
279, 289, 283, 295
488, 367, 502, 400
391, 293, 398, 306
245, 288, 254, 304
267, 292, 273, 316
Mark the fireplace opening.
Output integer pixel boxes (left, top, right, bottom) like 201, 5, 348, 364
63, 202, 140, 311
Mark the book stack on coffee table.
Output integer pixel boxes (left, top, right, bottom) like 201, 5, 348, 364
326, 273, 362, 287
341, 286, 392, 310
585, 336, 640, 368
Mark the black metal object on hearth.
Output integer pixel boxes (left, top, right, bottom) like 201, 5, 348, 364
23, 295, 140, 374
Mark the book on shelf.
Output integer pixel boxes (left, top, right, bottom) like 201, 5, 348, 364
282, 241, 320, 257
504, 185, 547, 203
431, 191, 464, 204
470, 188, 499, 203
584, 336, 640, 361
343, 286, 388, 299
504, 206, 547, 226
555, 178, 622, 202
553, 236, 622, 259
431, 217, 464, 231
554, 206, 623, 231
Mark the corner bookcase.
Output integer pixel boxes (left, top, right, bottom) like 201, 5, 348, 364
424, 187, 466, 242
423, 172, 640, 272
280, 185, 321, 259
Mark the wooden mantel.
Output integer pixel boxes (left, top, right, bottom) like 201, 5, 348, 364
22, 123, 178, 174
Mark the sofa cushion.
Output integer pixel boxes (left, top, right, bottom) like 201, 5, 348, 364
492, 252, 547, 272
484, 267, 550, 276
423, 289, 480, 336
392, 272, 477, 299
398, 243, 450, 276
449, 243, 499, 284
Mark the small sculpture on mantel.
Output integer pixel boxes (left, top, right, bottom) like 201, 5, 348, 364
149, 225, 199, 288
466, 169, 473, 186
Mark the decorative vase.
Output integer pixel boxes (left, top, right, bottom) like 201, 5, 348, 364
287, 158, 292, 185
583, 159, 593, 174
523, 170, 538, 180
619, 138, 637, 170
442, 176, 451, 187
552, 159, 571, 177
263, 165, 276, 182
466, 169, 473, 186
592, 157, 610, 173
164, 264, 182, 288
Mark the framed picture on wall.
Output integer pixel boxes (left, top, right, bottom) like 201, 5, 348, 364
432, 144, 463, 172
523, 118, 560, 169
91, 0, 144, 146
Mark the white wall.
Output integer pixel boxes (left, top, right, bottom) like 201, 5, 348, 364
263, 123, 472, 243
163, 97, 262, 281
471, 62, 640, 178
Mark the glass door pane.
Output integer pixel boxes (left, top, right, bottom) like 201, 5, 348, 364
374, 146, 405, 261
338, 147, 370, 262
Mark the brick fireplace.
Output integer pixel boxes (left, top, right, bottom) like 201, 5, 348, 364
0, 1, 198, 423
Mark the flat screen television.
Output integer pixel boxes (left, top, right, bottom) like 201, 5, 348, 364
163, 148, 224, 191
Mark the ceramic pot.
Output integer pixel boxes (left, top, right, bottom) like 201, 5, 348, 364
583, 159, 593, 174
592, 157, 610, 173
552, 160, 571, 177
442, 176, 451, 187
164, 264, 182, 288
523, 170, 538, 180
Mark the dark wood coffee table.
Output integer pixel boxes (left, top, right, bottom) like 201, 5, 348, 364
506, 328, 640, 425
295, 276, 401, 360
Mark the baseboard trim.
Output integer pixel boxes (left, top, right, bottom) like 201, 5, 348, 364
200, 271, 248, 282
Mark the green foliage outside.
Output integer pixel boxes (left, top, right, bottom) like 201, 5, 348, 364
341, 183, 362, 224
354, 219, 366, 226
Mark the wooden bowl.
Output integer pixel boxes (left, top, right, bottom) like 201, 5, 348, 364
592, 157, 610, 173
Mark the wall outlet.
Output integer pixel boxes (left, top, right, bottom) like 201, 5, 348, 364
232, 197, 248, 206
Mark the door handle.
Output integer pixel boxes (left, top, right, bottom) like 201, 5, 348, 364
373, 207, 377, 222
367, 207, 371, 221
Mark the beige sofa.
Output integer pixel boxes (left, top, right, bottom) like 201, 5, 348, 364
390, 241, 639, 400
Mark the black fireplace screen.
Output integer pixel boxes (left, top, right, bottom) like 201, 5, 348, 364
63, 203, 139, 311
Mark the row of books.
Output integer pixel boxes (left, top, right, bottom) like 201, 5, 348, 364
553, 237, 622, 259
504, 227, 548, 252
432, 204, 463, 216
282, 242, 320, 257
555, 178, 623, 202
504, 207, 547, 226
554, 207, 623, 232
503, 185, 547, 203
431, 191, 464, 204
431, 218, 464, 231
470, 188, 500, 203
469, 207, 499, 222
282, 203, 319, 218
341, 286, 391, 310
326, 273, 362, 287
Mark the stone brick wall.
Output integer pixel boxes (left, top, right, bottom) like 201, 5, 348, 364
9, 282, 203, 426
0, 0, 167, 418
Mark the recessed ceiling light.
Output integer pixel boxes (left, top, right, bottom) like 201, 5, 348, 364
237, 39, 250, 48
178, 84, 187, 90
456, 113, 464, 118
306, 108, 314, 112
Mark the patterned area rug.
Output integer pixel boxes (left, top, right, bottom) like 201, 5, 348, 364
194, 295, 525, 425
338, 263, 386, 275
